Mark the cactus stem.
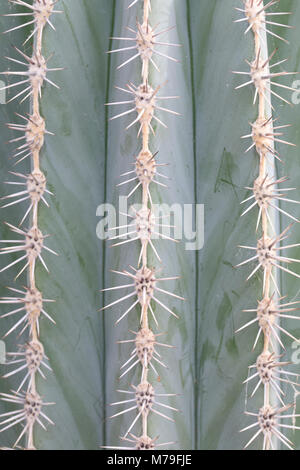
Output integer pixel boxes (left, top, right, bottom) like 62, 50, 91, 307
103, 2, 181, 437
0, 0, 62, 449
235, 0, 300, 450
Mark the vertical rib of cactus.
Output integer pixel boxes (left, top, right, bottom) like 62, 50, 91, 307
0, 1, 61, 450
27, 9, 44, 452
135, 0, 151, 446
253, 9, 277, 450
103, 0, 182, 450
246, 4, 277, 450
235, 0, 300, 451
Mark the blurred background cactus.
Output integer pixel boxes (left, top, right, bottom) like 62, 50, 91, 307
0, 0, 300, 450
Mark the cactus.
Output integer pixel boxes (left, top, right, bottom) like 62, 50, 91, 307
1, 0, 300, 451
0, 0, 62, 450
234, 0, 300, 450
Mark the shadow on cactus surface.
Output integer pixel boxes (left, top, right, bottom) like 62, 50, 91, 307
0, 0, 300, 451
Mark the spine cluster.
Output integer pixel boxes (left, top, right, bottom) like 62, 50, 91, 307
234, 0, 300, 450
0, 0, 62, 450
102, 0, 182, 450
